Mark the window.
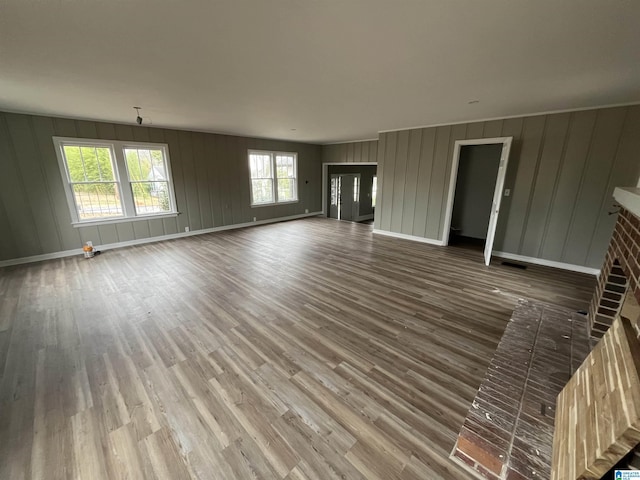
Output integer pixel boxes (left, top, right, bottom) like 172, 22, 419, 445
353, 176, 359, 202
372, 176, 377, 208
248, 150, 298, 206
276, 153, 296, 203
330, 177, 339, 206
53, 137, 177, 225
248, 151, 274, 204
124, 147, 172, 215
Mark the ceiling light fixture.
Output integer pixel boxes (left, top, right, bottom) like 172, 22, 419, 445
134, 106, 143, 125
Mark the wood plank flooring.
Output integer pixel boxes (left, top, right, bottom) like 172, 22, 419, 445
0, 218, 595, 479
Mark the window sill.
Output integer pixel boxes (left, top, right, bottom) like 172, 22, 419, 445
251, 200, 299, 208
71, 212, 179, 228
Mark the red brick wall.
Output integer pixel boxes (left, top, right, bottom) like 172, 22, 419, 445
588, 207, 640, 338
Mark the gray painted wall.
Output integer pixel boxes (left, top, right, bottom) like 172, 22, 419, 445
326, 164, 377, 217
322, 140, 378, 164
451, 144, 502, 239
375, 105, 640, 269
0, 111, 323, 261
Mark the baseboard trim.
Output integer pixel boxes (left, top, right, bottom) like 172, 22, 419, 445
355, 214, 374, 222
0, 248, 86, 268
372, 229, 445, 246
0, 212, 322, 268
369, 231, 600, 276
492, 251, 600, 276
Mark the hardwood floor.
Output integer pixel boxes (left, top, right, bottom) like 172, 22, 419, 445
0, 218, 595, 479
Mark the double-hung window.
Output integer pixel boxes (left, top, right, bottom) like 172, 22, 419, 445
53, 137, 177, 225
248, 150, 298, 206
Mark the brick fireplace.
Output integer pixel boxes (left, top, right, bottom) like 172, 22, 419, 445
588, 187, 640, 339
451, 186, 640, 479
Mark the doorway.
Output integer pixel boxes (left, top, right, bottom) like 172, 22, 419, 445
442, 137, 512, 266
329, 174, 359, 221
323, 163, 377, 223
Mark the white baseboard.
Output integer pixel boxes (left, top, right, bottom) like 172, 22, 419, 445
355, 214, 374, 222
369, 230, 600, 276
0, 212, 322, 268
372, 229, 445, 246
492, 251, 600, 276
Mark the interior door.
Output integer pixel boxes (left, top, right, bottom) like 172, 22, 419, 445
340, 174, 355, 221
483, 140, 512, 266
329, 175, 340, 219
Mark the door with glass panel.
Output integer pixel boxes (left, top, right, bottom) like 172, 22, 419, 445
339, 174, 357, 221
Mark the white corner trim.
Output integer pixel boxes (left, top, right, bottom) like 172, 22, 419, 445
492, 251, 600, 276
0, 212, 322, 268
372, 229, 445, 246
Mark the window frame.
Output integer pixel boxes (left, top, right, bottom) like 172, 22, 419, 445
248, 149, 298, 207
53, 136, 178, 226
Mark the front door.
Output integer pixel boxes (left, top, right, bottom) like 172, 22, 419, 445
340, 174, 355, 221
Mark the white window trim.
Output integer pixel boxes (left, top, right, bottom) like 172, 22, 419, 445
53, 136, 178, 226
248, 150, 298, 207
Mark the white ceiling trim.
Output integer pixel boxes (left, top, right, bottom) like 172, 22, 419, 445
377, 100, 640, 136
322, 138, 380, 146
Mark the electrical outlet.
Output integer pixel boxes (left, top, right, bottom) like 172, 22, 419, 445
305, 208, 309, 214
504, 189, 511, 197
185, 226, 190, 232
253, 217, 257, 222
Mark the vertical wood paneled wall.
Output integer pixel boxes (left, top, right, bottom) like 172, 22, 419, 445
0, 112, 322, 262
325, 106, 640, 270
321, 140, 378, 164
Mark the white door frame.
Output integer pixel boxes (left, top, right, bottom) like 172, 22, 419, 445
441, 137, 513, 266
322, 162, 377, 216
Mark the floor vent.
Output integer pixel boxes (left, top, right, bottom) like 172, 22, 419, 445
501, 261, 527, 269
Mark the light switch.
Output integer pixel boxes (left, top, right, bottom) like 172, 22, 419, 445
504, 189, 511, 197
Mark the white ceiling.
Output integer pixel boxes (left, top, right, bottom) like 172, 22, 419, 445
1, 1, 639, 144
